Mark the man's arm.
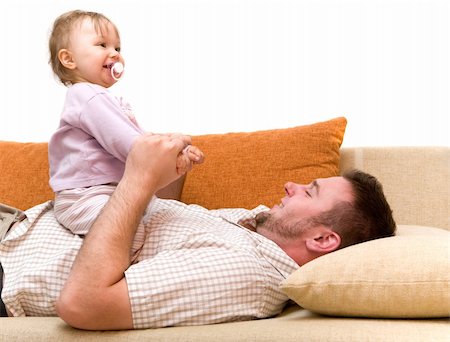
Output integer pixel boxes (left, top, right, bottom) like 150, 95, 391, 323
56, 133, 190, 330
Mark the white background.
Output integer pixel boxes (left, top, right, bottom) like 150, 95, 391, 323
1, 0, 448, 147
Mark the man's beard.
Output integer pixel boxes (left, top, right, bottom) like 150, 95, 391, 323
255, 211, 270, 226
255, 211, 315, 240
255, 211, 294, 239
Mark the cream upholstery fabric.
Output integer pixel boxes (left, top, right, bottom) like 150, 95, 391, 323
340, 147, 450, 230
1, 307, 449, 342
281, 225, 450, 318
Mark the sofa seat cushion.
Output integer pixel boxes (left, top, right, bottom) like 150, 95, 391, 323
281, 225, 450, 318
1, 306, 450, 341
181, 117, 347, 209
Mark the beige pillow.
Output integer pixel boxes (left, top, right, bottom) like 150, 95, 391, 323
181, 117, 347, 209
281, 225, 450, 318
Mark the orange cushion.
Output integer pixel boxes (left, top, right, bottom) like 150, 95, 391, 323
0, 141, 53, 210
181, 117, 347, 209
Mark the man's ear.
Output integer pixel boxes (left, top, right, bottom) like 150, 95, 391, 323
305, 229, 341, 254
58, 49, 76, 70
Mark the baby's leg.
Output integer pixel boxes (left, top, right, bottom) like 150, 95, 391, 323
54, 185, 116, 235
55, 185, 149, 260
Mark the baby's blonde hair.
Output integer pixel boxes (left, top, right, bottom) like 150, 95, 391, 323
48, 10, 119, 86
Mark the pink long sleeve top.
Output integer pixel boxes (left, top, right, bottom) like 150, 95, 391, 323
49, 83, 144, 192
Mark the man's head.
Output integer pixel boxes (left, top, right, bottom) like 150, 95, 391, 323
255, 169, 396, 265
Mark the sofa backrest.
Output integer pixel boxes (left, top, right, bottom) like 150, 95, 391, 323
340, 147, 449, 230
1, 141, 448, 231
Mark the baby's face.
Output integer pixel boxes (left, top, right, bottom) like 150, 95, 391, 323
64, 18, 124, 88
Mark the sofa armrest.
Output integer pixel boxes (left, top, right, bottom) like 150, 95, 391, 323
340, 147, 449, 230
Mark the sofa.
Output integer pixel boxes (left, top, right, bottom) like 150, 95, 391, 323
1, 117, 449, 341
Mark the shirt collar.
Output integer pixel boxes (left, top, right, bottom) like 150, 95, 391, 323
221, 217, 299, 279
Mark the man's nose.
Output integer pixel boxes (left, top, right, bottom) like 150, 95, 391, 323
284, 182, 299, 196
284, 182, 306, 196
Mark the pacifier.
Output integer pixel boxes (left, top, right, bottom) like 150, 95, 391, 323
110, 62, 124, 81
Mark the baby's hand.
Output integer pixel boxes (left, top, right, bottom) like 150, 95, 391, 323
176, 145, 205, 175
183, 145, 205, 164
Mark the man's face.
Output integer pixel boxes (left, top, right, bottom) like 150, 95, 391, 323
256, 176, 354, 240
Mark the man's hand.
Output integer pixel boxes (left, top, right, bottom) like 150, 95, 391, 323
124, 133, 192, 192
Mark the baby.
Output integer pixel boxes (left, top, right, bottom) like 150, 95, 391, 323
48, 10, 204, 259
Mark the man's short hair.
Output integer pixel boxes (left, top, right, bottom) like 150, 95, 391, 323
312, 169, 396, 249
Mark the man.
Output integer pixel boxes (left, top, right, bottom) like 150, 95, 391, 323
0, 134, 396, 330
